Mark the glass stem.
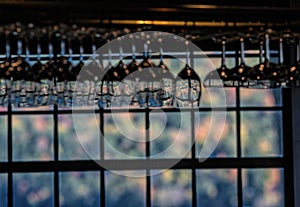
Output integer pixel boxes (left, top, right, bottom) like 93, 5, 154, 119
132, 45, 136, 60
265, 34, 270, 62
17, 40, 22, 56
259, 41, 264, 64
297, 38, 300, 63
240, 38, 245, 65
6, 40, 10, 59
186, 50, 191, 66
37, 43, 41, 61
221, 40, 226, 67
279, 38, 284, 65
61, 40, 65, 56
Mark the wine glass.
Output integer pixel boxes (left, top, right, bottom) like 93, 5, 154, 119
175, 51, 201, 108
108, 46, 127, 107
124, 45, 139, 107
0, 38, 11, 106
271, 37, 288, 87
229, 37, 252, 87
286, 35, 300, 86
204, 37, 231, 87
23, 45, 37, 107
10, 39, 31, 107
54, 37, 72, 107
248, 34, 277, 88
157, 50, 175, 107
135, 44, 156, 108
97, 49, 112, 108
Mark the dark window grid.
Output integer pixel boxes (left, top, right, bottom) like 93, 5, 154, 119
0, 103, 288, 207
0, 51, 291, 207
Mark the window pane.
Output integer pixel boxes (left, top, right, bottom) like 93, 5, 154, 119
240, 88, 282, 107
59, 114, 100, 160
197, 169, 237, 207
242, 168, 284, 207
241, 111, 282, 157
0, 116, 7, 161
150, 112, 191, 158
195, 112, 237, 158
151, 170, 192, 207
13, 173, 54, 207
0, 174, 7, 207
12, 115, 53, 161
105, 171, 146, 207
104, 113, 145, 159
201, 87, 236, 107
60, 171, 100, 207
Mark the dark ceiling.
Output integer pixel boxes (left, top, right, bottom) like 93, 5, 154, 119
0, 0, 299, 25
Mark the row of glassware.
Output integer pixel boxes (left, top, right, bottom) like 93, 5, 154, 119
0, 51, 202, 108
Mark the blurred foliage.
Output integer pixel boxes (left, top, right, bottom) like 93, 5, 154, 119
106, 171, 146, 206
12, 115, 53, 161
241, 111, 282, 157
13, 173, 53, 207
151, 170, 192, 207
243, 169, 284, 207
60, 172, 100, 207
150, 112, 192, 158
59, 114, 100, 160
196, 169, 237, 207
0, 174, 7, 207
104, 113, 145, 159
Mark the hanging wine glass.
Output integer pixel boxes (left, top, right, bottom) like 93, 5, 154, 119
271, 37, 287, 87
229, 37, 252, 87
145, 48, 163, 107
248, 34, 277, 88
108, 45, 126, 107
204, 37, 231, 87
97, 49, 112, 108
42, 49, 56, 106
175, 51, 201, 108
296, 36, 300, 86
287, 35, 299, 86
54, 38, 72, 107
132, 43, 155, 108
23, 44, 37, 107
65, 40, 80, 107
0, 62, 6, 106
247, 35, 265, 86
0, 38, 11, 106
11, 39, 30, 107
35, 46, 54, 107
124, 45, 139, 106
157, 49, 175, 107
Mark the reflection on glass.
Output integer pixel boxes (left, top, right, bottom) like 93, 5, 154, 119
241, 111, 282, 157
59, 171, 100, 207
242, 168, 284, 207
104, 113, 145, 159
151, 170, 192, 207
150, 112, 191, 158
0, 174, 7, 207
195, 112, 237, 158
59, 114, 100, 160
12, 115, 53, 161
240, 88, 282, 107
13, 173, 54, 207
105, 171, 146, 207
0, 116, 7, 161
197, 169, 237, 207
